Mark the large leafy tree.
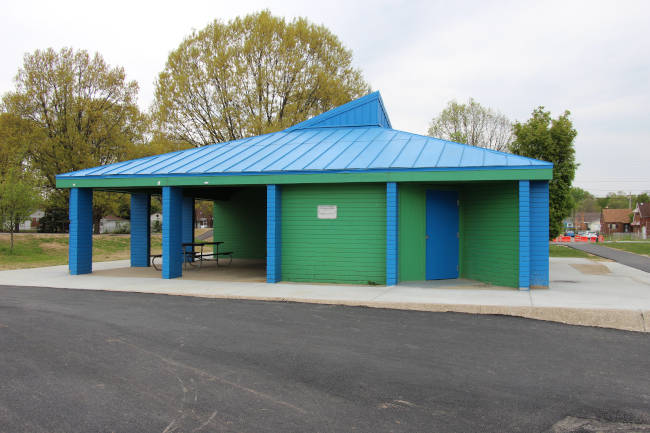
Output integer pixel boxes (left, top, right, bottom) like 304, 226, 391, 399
0, 170, 40, 251
510, 107, 577, 238
3, 47, 147, 230
428, 98, 513, 151
153, 10, 370, 146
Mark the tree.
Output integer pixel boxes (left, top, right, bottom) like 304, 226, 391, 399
2, 47, 146, 212
0, 171, 40, 251
427, 98, 513, 151
510, 107, 577, 238
636, 193, 650, 205
152, 10, 370, 146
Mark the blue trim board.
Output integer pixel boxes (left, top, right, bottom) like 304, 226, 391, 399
530, 181, 550, 287
69, 187, 93, 275
162, 186, 183, 279
386, 182, 398, 285
182, 195, 194, 262
130, 192, 150, 267
266, 185, 282, 283
519, 180, 530, 290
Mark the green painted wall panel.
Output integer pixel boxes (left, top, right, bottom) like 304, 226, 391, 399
281, 183, 386, 284
459, 182, 519, 287
212, 187, 266, 259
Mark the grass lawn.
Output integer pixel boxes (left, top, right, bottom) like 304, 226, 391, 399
604, 242, 650, 256
549, 244, 594, 258
0, 233, 162, 270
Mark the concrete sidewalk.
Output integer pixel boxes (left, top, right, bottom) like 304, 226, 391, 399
566, 242, 650, 273
1, 258, 649, 332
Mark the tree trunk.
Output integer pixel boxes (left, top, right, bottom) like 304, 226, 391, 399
10, 228, 14, 252
94, 214, 101, 234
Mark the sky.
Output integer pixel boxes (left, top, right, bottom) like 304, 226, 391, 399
2, 0, 649, 195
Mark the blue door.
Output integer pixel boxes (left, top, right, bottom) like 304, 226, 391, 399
426, 190, 459, 280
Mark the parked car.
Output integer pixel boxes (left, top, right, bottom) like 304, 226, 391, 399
564, 231, 575, 237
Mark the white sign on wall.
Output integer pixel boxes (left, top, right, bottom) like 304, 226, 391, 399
317, 205, 337, 219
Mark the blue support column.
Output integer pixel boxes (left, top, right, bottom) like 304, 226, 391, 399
130, 192, 151, 267
162, 186, 183, 279
386, 182, 399, 286
69, 188, 93, 275
266, 185, 281, 283
182, 195, 194, 262
530, 180, 550, 287
519, 180, 531, 290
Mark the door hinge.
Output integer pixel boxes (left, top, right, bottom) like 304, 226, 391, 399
457, 199, 460, 207
457, 232, 459, 238
456, 264, 459, 271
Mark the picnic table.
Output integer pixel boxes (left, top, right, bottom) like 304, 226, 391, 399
150, 241, 233, 270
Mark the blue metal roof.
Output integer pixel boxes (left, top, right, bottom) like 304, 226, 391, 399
58, 91, 552, 179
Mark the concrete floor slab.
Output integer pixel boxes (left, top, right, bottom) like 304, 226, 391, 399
1, 257, 649, 332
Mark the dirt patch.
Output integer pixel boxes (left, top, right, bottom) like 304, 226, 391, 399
40, 241, 68, 252
570, 263, 611, 275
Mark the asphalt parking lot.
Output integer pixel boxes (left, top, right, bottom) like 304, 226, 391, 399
1, 285, 649, 432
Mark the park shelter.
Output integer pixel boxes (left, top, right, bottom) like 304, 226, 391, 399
56, 91, 552, 289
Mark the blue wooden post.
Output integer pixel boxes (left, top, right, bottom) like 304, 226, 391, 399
386, 182, 398, 286
162, 186, 183, 279
519, 180, 530, 290
266, 184, 281, 283
69, 187, 93, 275
182, 195, 194, 262
530, 180, 550, 288
130, 192, 150, 267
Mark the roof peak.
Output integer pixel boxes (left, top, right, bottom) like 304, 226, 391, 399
285, 91, 392, 131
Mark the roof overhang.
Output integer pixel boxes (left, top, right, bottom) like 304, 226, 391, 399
56, 166, 553, 189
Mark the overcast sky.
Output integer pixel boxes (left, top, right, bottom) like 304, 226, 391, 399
2, 0, 649, 195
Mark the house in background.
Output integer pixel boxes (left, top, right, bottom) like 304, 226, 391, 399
99, 215, 130, 233
18, 210, 45, 231
632, 202, 650, 239
600, 208, 633, 235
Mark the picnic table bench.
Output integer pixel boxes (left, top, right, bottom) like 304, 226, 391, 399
150, 241, 233, 271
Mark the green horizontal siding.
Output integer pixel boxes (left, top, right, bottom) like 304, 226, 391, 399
281, 183, 386, 285
460, 182, 519, 287
213, 187, 266, 259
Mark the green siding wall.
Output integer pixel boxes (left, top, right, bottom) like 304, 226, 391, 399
213, 187, 266, 259
399, 184, 428, 281
399, 182, 519, 287
281, 183, 386, 284
459, 182, 519, 287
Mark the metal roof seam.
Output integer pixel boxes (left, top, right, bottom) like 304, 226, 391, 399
387, 135, 412, 168
402, 129, 552, 166
411, 139, 427, 168
322, 127, 374, 170
342, 127, 385, 169
114, 151, 182, 175
277, 128, 341, 171
458, 144, 466, 167
173, 136, 260, 174
147, 145, 216, 174
220, 131, 297, 172
253, 129, 324, 172
199, 131, 287, 173
302, 128, 360, 170
238, 129, 317, 172
366, 130, 400, 169
434, 142, 448, 167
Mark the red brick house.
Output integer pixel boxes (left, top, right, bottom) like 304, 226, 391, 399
632, 202, 650, 238
600, 208, 633, 235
